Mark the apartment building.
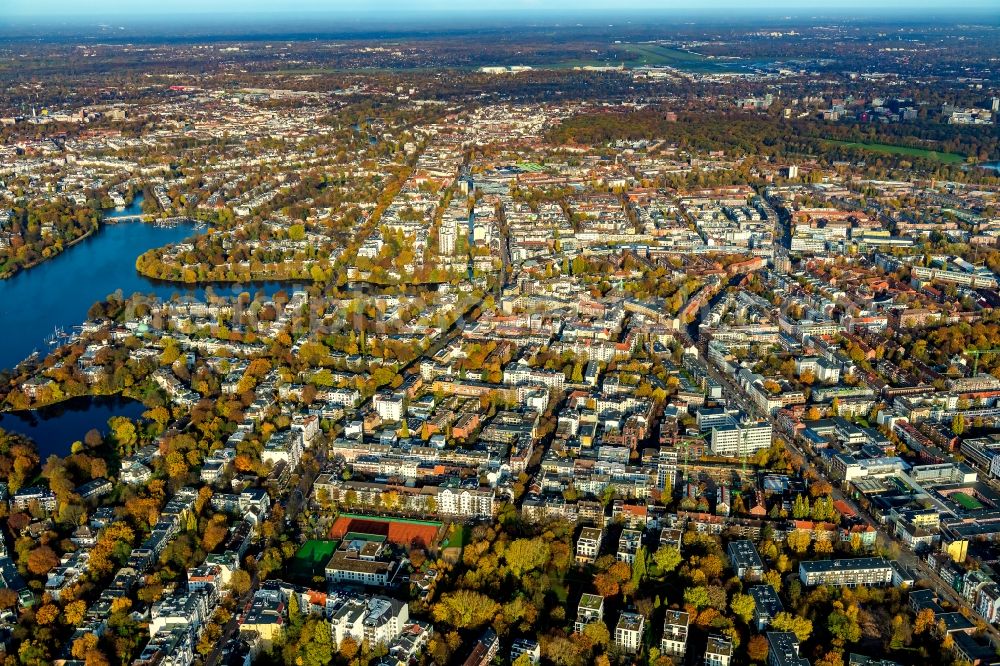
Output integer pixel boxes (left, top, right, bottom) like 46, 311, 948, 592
510, 638, 540, 665
574, 594, 604, 633
710, 420, 772, 457
798, 558, 893, 587
749, 585, 784, 631
767, 631, 811, 666
576, 527, 604, 564
705, 634, 733, 666
615, 612, 645, 654
617, 529, 642, 564
660, 610, 690, 659
325, 537, 398, 587
728, 539, 765, 580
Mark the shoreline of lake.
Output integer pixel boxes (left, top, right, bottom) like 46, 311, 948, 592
0, 394, 147, 459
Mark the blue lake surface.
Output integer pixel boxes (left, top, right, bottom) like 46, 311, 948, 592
0, 196, 296, 372
0, 394, 147, 459
0, 196, 300, 455
0, 197, 200, 371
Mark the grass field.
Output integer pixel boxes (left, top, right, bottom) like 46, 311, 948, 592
613, 44, 756, 73
291, 539, 339, 580
953, 492, 984, 511
440, 524, 469, 550
823, 139, 966, 164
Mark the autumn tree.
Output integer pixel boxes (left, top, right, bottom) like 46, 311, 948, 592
0, 588, 17, 609
914, 607, 937, 635
230, 570, 252, 597
747, 634, 769, 662
787, 529, 811, 554
27, 545, 59, 575
202, 514, 229, 552
773, 611, 813, 641
593, 573, 619, 598
581, 621, 610, 648
35, 603, 59, 625
64, 599, 87, 626
72, 634, 98, 660
730, 593, 755, 624
503, 538, 551, 577
432, 590, 500, 629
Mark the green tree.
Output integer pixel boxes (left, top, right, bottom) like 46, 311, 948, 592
730, 593, 755, 624
828, 602, 861, 643
432, 590, 500, 629
108, 416, 137, 453
295, 617, 334, 666
683, 586, 711, 610
773, 612, 813, 642
503, 538, 552, 577
653, 545, 682, 574
631, 547, 647, 587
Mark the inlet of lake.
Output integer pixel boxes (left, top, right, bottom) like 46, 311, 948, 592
0, 395, 147, 459
0, 195, 297, 456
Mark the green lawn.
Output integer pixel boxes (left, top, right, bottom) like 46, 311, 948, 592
953, 492, 984, 511
546, 58, 620, 70
440, 524, 469, 550
291, 539, 339, 579
823, 139, 966, 164
613, 44, 752, 73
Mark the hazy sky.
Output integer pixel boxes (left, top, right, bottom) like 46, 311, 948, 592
6, 0, 997, 19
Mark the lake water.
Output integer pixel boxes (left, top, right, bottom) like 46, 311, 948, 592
0, 394, 147, 459
981, 162, 1000, 174
0, 200, 199, 371
0, 196, 297, 371
0, 196, 301, 455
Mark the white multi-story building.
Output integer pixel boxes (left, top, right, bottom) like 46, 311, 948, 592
705, 634, 733, 666
615, 612, 645, 654
374, 391, 405, 422
437, 487, 496, 519
710, 420, 772, 457
439, 221, 457, 255
617, 529, 642, 564
660, 610, 690, 659
510, 638, 540, 664
329, 595, 408, 648
576, 527, 603, 563
798, 558, 893, 587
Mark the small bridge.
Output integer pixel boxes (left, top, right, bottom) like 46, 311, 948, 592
104, 214, 151, 222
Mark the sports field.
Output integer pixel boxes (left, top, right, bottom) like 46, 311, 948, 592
331, 514, 443, 549
291, 539, 339, 579
823, 139, 965, 164
953, 492, 984, 511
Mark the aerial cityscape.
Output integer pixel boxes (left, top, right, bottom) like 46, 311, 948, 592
0, 2, 998, 665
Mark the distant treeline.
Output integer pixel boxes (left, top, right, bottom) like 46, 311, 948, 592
548, 110, 1000, 167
